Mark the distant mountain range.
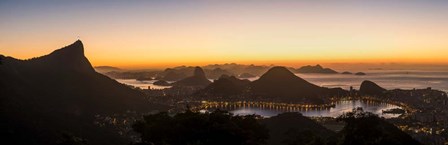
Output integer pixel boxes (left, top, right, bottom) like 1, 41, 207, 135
102, 64, 368, 81
0, 40, 166, 145
155, 65, 241, 81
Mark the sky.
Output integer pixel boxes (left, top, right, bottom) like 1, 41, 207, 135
1, 0, 448, 69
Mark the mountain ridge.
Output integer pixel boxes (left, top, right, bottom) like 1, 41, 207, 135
0, 40, 166, 145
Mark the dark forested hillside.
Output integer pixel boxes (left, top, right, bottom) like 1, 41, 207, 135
0, 40, 166, 145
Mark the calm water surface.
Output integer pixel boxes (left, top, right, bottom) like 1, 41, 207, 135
116, 79, 173, 89
245, 70, 448, 92
208, 100, 402, 118
116, 70, 448, 92
298, 71, 448, 92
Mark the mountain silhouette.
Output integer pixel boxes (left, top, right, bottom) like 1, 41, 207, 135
173, 67, 211, 87
0, 40, 165, 145
341, 71, 353, 75
355, 72, 367, 76
359, 80, 386, 96
296, 64, 338, 74
94, 66, 121, 73
196, 75, 250, 97
249, 66, 343, 103
42, 40, 94, 72
195, 66, 348, 103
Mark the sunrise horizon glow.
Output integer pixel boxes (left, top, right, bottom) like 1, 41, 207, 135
2, 0, 448, 69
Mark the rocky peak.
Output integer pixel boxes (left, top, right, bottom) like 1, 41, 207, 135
37, 40, 94, 73
49, 40, 85, 58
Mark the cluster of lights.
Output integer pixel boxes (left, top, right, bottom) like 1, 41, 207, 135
199, 101, 336, 110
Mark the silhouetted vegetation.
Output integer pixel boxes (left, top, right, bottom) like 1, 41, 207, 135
131, 109, 421, 145
335, 108, 421, 145
56, 132, 88, 145
440, 130, 448, 140
132, 110, 269, 145
260, 112, 335, 145
282, 130, 325, 145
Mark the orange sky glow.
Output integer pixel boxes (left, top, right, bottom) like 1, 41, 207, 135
1, 1, 448, 70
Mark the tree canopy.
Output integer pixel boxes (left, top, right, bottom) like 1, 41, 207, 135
132, 110, 269, 145
335, 108, 421, 145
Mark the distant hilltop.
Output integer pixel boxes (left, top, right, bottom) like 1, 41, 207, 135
295, 64, 338, 74
359, 80, 386, 96
250, 66, 330, 99
94, 66, 122, 73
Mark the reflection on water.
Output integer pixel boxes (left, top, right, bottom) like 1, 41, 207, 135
208, 100, 402, 118
116, 79, 172, 89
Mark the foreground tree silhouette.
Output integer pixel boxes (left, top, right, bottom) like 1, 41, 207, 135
56, 132, 88, 145
335, 108, 421, 145
441, 130, 448, 139
282, 129, 325, 145
132, 110, 269, 145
